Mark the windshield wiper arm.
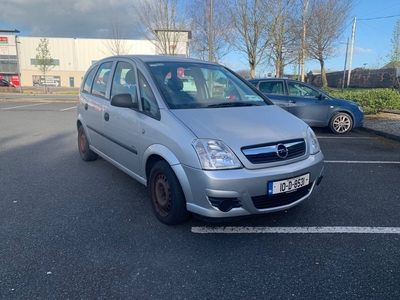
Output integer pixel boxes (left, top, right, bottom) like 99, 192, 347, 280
207, 102, 255, 108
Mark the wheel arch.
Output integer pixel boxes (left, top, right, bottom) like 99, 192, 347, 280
76, 115, 94, 145
77, 113, 86, 131
330, 109, 355, 124
77, 119, 83, 130
143, 145, 194, 205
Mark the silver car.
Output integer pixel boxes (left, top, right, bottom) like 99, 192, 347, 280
77, 55, 324, 225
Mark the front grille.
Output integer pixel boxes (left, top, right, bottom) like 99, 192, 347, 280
251, 183, 311, 209
242, 139, 306, 164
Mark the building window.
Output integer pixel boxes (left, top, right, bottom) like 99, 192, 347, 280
30, 58, 60, 66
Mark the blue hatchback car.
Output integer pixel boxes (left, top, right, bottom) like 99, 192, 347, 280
248, 78, 364, 134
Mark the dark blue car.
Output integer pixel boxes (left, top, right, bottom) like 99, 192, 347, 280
248, 78, 364, 134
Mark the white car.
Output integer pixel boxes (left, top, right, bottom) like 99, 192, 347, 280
77, 55, 324, 224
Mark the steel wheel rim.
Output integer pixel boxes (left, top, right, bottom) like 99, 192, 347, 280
79, 132, 87, 155
153, 172, 172, 217
333, 115, 351, 133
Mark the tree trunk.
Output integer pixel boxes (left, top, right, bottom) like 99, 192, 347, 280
275, 55, 281, 78
43, 71, 47, 94
249, 58, 256, 78
319, 59, 328, 87
250, 66, 256, 79
276, 54, 284, 78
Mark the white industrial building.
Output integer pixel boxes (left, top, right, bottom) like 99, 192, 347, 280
0, 31, 190, 88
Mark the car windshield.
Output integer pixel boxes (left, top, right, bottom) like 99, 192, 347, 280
146, 62, 269, 109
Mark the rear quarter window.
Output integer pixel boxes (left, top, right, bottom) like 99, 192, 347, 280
82, 67, 97, 93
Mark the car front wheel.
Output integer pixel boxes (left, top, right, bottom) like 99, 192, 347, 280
149, 160, 191, 225
329, 112, 353, 134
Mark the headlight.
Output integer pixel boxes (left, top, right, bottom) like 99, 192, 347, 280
192, 139, 242, 170
358, 105, 363, 112
307, 127, 321, 155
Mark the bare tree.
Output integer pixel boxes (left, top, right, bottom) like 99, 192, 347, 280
103, 21, 131, 55
132, 0, 190, 56
236, 69, 252, 78
368, 54, 384, 69
387, 19, 400, 68
187, 0, 232, 62
34, 38, 54, 94
224, 0, 274, 78
306, 0, 354, 87
267, 0, 301, 78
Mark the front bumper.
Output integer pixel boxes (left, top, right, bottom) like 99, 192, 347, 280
175, 151, 324, 218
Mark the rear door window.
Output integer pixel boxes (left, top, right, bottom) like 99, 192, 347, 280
259, 81, 284, 95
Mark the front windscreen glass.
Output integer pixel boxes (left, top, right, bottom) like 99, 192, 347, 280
146, 62, 270, 109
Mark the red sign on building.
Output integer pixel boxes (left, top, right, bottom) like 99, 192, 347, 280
0, 36, 8, 44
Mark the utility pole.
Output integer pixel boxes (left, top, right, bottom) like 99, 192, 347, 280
300, 0, 308, 82
209, 0, 213, 62
347, 17, 356, 87
342, 37, 349, 92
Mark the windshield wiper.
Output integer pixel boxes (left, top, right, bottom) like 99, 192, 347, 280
207, 102, 256, 108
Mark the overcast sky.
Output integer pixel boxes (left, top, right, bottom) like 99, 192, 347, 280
1, 0, 400, 72
0, 0, 140, 39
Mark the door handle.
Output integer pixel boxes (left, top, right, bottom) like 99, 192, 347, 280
104, 112, 109, 121
290, 100, 296, 103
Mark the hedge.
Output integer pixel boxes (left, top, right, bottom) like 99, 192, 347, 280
323, 88, 400, 114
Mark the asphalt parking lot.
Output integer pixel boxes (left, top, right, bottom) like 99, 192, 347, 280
1, 99, 400, 299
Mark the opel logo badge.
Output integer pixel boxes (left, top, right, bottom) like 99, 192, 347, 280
276, 144, 289, 158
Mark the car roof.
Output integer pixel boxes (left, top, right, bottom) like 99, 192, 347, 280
249, 78, 313, 85
96, 55, 219, 66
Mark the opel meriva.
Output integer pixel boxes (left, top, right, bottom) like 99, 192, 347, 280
77, 55, 324, 225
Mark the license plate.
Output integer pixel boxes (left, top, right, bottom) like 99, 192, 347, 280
268, 174, 310, 195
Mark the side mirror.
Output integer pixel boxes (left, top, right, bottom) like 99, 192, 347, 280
111, 90, 138, 109
318, 94, 326, 101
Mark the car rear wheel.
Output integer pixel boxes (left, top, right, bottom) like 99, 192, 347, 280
78, 126, 98, 161
329, 112, 353, 134
149, 160, 191, 225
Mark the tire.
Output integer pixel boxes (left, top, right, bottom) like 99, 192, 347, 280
78, 126, 98, 161
329, 112, 353, 134
149, 160, 191, 225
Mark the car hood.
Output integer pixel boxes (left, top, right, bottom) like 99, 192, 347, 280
171, 105, 308, 147
328, 96, 360, 107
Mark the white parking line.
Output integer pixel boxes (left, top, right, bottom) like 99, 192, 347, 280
317, 136, 375, 139
60, 106, 77, 111
325, 160, 400, 164
191, 226, 400, 234
1, 103, 47, 110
